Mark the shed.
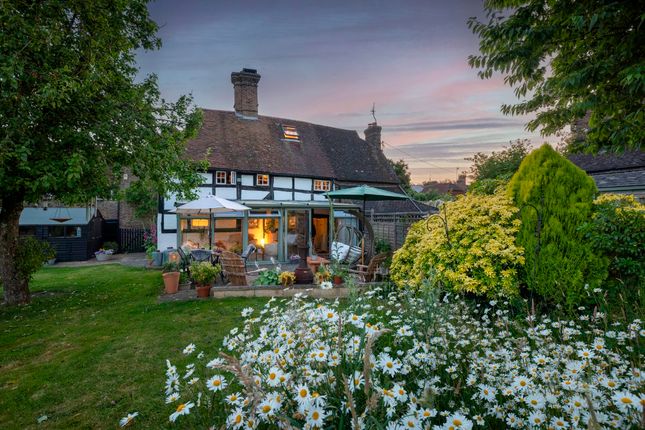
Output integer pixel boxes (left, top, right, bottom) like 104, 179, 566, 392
19, 207, 104, 262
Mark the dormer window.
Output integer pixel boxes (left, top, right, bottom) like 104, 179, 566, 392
215, 171, 236, 185
313, 180, 331, 191
281, 125, 300, 142
256, 174, 269, 186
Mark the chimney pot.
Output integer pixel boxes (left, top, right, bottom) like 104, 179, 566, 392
231, 68, 261, 119
364, 122, 382, 149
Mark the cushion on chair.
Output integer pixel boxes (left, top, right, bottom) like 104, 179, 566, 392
330, 242, 350, 262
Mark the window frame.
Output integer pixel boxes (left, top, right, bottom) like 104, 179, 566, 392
215, 170, 236, 185
256, 174, 270, 187
48, 225, 82, 238
281, 124, 300, 142
313, 179, 331, 192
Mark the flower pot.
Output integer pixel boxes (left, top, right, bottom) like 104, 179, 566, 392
163, 271, 180, 294
196, 284, 212, 298
152, 251, 162, 267
47, 258, 56, 265
333, 275, 344, 285
179, 281, 192, 291
96, 253, 112, 262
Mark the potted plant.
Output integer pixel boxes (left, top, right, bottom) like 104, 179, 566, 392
95, 248, 114, 262
191, 262, 221, 298
103, 241, 118, 254
178, 271, 192, 290
314, 265, 331, 285
162, 262, 180, 294
43, 243, 56, 265
330, 264, 347, 285
278, 271, 296, 288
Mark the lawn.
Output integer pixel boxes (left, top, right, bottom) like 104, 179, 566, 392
0, 265, 266, 429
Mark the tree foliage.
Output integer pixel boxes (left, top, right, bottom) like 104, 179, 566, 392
466, 139, 531, 194
507, 144, 607, 307
581, 194, 645, 316
391, 191, 524, 297
388, 159, 412, 191
0, 0, 206, 304
468, 0, 644, 153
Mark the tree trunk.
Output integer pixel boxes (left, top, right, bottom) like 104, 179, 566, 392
0, 197, 29, 305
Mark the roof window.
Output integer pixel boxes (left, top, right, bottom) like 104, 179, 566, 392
281, 124, 300, 142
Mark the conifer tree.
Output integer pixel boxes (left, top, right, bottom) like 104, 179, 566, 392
508, 144, 607, 307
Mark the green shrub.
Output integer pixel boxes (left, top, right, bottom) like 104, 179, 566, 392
507, 144, 608, 307
253, 268, 280, 286
581, 193, 645, 316
190, 262, 220, 286
162, 262, 180, 273
103, 241, 118, 252
390, 191, 524, 297
16, 238, 55, 281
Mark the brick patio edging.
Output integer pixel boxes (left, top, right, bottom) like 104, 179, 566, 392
210, 284, 372, 299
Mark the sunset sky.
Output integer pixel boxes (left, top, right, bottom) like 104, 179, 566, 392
137, 0, 545, 183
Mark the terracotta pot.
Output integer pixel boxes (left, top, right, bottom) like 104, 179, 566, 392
163, 271, 180, 294
333, 275, 344, 285
196, 283, 211, 298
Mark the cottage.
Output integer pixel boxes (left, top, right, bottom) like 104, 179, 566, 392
156, 68, 416, 261
19, 207, 103, 262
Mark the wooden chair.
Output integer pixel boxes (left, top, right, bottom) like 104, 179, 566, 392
219, 251, 248, 286
348, 253, 389, 283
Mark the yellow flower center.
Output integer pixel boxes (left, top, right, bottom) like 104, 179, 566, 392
213, 380, 221, 386
269, 373, 276, 380
620, 397, 632, 404
386, 362, 393, 368
607, 381, 616, 387
176, 403, 186, 413
299, 389, 308, 398
312, 411, 320, 420
519, 380, 527, 387
235, 415, 242, 424
531, 400, 538, 405
262, 405, 271, 413
453, 418, 462, 425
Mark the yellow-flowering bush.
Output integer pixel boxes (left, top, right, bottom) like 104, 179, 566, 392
391, 191, 524, 297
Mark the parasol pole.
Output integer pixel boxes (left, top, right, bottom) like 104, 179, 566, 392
361, 197, 366, 265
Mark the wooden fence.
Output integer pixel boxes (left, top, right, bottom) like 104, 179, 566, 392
119, 228, 146, 253
369, 212, 427, 251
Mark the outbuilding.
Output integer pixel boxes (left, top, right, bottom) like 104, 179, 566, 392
19, 207, 104, 262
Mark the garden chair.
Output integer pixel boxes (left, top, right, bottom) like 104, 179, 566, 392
348, 252, 389, 283
219, 251, 248, 286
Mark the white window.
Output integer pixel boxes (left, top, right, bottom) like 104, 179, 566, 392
256, 174, 269, 186
215, 171, 236, 185
313, 180, 331, 191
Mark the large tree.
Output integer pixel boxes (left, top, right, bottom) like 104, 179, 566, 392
0, 1, 205, 305
468, 0, 644, 153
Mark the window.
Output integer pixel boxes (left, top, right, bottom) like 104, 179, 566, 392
313, 180, 331, 191
281, 125, 300, 142
19, 226, 37, 236
215, 171, 236, 185
256, 174, 269, 186
48, 226, 81, 238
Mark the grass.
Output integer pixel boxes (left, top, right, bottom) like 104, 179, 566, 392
0, 265, 267, 429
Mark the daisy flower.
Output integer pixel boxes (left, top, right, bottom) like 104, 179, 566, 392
206, 375, 227, 392
227, 408, 245, 428
119, 412, 138, 428
182, 343, 196, 355
613, 391, 639, 412
169, 401, 193, 423
306, 406, 327, 427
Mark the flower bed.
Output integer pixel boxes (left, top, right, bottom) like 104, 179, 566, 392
154, 288, 643, 429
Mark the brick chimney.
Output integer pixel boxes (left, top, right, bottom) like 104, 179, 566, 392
364, 122, 382, 149
231, 68, 261, 119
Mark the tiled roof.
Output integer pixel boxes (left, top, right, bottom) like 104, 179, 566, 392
185, 109, 399, 184
568, 151, 645, 173
589, 169, 645, 191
